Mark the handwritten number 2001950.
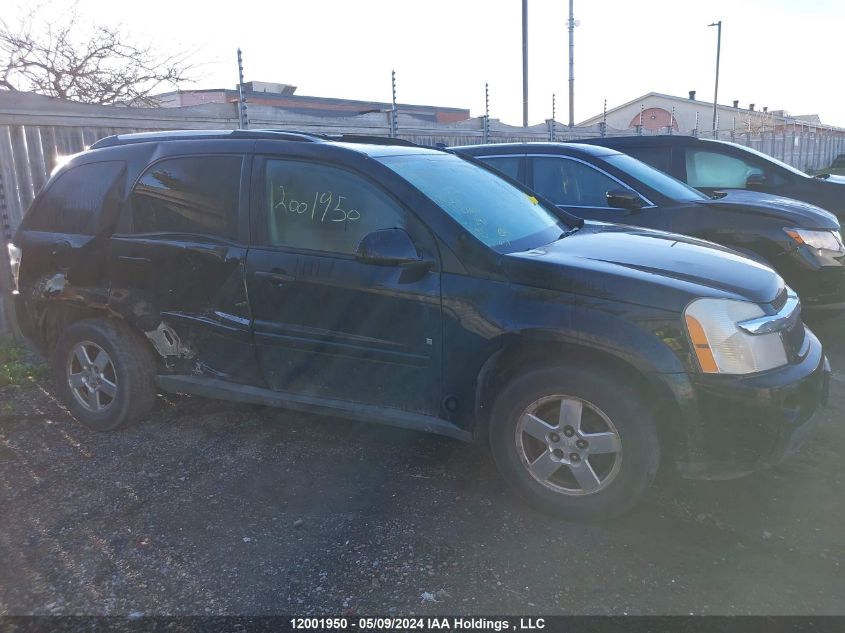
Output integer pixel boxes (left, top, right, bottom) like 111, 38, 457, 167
274, 186, 361, 223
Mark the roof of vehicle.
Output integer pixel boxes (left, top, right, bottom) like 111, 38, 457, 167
452, 142, 622, 157
577, 135, 697, 147
89, 129, 440, 158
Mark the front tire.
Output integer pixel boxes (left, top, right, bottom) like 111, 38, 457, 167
489, 364, 659, 520
53, 318, 157, 431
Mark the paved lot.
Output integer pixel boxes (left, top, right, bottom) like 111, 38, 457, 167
1, 321, 844, 616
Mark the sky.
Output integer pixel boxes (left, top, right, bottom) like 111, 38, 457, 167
8, 0, 845, 127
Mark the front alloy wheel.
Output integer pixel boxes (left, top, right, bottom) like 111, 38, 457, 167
489, 365, 659, 519
516, 395, 623, 496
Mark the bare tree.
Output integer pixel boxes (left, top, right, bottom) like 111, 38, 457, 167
0, 4, 197, 106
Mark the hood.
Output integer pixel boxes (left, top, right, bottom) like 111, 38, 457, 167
696, 189, 839, 229
505, 222, 784, 312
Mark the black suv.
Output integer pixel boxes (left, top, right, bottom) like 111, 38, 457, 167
10, 130, 830, 519
454, 142, 845, 313
579, 135, 845, 221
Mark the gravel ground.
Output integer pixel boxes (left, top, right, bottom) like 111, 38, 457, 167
0, 321, 843, 616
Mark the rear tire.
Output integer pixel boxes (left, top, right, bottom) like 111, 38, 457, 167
52, 318, 157, 431
489, 364, 659, 520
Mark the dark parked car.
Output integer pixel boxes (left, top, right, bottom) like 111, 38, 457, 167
10, 130, 829, 519
454, 142, 845, 313
578, 135, 845, 221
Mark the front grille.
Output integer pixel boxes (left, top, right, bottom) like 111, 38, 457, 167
771, 287, 788, 313
782, 320, 807, 361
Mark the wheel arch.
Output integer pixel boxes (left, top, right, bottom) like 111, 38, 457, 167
473, 333, 689, 460
32, 300, 164, 370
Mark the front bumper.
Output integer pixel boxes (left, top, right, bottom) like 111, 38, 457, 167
676, 327, 830, 479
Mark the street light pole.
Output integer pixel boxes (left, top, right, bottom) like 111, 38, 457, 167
522, 0, 528, 127
568, 0, 575, 127
708, 20, 722, 137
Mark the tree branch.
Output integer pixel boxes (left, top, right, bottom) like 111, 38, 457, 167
0, 2, 198, 104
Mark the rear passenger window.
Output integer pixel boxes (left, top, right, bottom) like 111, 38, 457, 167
23, 161, 125, 234
128, 156, 242, 239
264, 159, 405, 255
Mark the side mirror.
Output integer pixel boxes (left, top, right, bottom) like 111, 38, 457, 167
356, 228, 426, 266
606, 189, 646, 212
746, 173, 767, 189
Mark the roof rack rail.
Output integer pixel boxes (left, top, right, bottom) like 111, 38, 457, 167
316, 134, 419, 147
89, 129, 420, 150
89, 129, 322, 149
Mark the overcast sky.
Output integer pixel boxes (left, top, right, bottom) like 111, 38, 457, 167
10, 0, 845, 126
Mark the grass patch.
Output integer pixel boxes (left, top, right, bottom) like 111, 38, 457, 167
0, 342, 48, 387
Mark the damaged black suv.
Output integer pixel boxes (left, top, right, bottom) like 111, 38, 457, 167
10, 130, 830, 519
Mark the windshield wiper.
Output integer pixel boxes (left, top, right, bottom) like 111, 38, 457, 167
710, 190, 728, 199
813, 173, 831, 180
558, 227, 580, 240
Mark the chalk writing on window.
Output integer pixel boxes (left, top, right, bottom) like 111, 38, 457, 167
271, 185, 361, 224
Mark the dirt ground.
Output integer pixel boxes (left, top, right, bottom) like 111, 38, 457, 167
0, 321, 843, 616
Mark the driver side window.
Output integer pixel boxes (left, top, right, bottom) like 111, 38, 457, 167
531, 157, 621, 208
685, 149, 778, 188
263, 159, 406, 255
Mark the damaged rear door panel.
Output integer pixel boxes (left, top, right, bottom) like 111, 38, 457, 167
14, 160, 126, 346
106, 151, 260, 384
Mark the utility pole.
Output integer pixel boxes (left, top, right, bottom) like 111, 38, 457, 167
522, 0, 528, 127
708, 21, 722, 137
568, 0, 576, 127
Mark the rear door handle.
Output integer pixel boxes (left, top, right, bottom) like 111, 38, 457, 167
254, 270, 294, 285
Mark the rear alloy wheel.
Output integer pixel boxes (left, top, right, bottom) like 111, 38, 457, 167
489, 365, 659, 520
53, 318, 157, 431
67, 341, 118, 413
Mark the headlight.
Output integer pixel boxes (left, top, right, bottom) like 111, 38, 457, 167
7, 243, 21, 294
784, 228, 843, 252
684, 297, 788, 374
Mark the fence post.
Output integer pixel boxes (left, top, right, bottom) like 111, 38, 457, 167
390, 70, 398, 139
0, 168, 14, 335
236, 49, 249, 130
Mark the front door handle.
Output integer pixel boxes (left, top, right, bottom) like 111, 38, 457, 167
254, 270, 294, 285
117, 255, 152, 264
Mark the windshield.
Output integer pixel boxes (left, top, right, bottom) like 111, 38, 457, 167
708, 140, 810, 178
604, 154, 709, 201
377, 153, 567, 253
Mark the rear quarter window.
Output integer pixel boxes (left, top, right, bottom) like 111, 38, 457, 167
21, 161, 125, 235
623, 146, 674, 175
477, 156, 523, 182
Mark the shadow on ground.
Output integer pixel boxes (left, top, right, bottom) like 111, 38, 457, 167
0, 320, 843, 615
